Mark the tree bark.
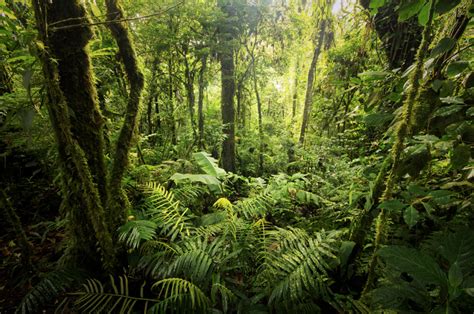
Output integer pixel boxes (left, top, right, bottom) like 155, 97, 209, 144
146, 58, 160, 135
251, 54, 264, 175
32, 0, 116, 271
218, 3, 237, 172
198, 54, 207, 149
183, 46, 198, 140
299, 20, 326, 144
106, 0, 145, 229
168, 55, 177, 145
292, 55, 300, 119
220, 50, 237, 172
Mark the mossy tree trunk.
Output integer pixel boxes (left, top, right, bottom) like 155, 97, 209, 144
299, 19, 327, 144
198, 54, 208, 149
105, 0, 145, 231
218, 2, 238, 172
32, 0, 116, 272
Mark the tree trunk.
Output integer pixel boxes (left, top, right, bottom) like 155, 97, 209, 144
198, 54, 207, 149
292, 55, 300, 119
299, 20, 326, 144
220, 50, 237, 172
168, 56, 177, 145
32, 0, 116, 271
146, 58, 160, 135
252, 57, 264, 175
106, 0, 145, 230
183, 48, 197, 140
218, 3, 237, 172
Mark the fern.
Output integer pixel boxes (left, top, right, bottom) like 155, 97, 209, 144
259, 228, 339, 304
151, 278, 210, 312
18, 268, 87, 314
167, 238, 225, 283
117, 220, 157, 249
171, 184, 208, 207
378, 246, 447, 286
235, 192, 273, 219
143, 182, 193, 241
425, 227, 474, 273
73, 275, 158, 313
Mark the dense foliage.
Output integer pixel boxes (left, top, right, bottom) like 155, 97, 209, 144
0, 0, 473, 313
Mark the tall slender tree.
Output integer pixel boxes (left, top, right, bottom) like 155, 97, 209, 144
217, 1, 238, 172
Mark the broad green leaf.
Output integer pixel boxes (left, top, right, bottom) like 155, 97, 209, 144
193, 152, 226, 178
440, 80, 455, 97
398, 0, 425, 21
451, 144, 470, 170
435, 0, 461, 15
466, 107, 474, 117
449, 262, 463, 288
418, 0, 431, 26
403, 206, 419, 228
339, 241, 356, 268
432, 105, 463, 118
428, 190, 456, 206
446, 61, 469, 77
378, 199, 407, 212
430, 38, 456, 57
378, 246, 447, 286
358, 71, 390, 81
369, 0, 386, 9
440, 96, 464, 104
463, 72, 474, 88
431, 79, 444, 91
364, 112, 394, 127
170, 173, 223, 194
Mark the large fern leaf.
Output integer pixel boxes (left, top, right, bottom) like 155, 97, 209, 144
117, 220, 157, 249
18, 268, 86, 314
234, 192, 273, 219
143, 182, 193, 241
73, 275, 158, 313
378, 246, 447, 286
260, 228, 339, 304
151, 278, 210, 312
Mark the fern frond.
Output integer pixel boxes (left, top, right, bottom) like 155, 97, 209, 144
136, 240, 177, 278
73, 275, 158, 313
211, 276, 236, 313
167, 238, 225, 283
143, 182, 194, 240
172, 184, 208, 207
260, 228, 339, 304
378, 246, 447, 286
235, 192, 273, 219
425, 227, 474, 273
18, 268, 86, 314
151, 278, 210, 312
117, 220, 157, 249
